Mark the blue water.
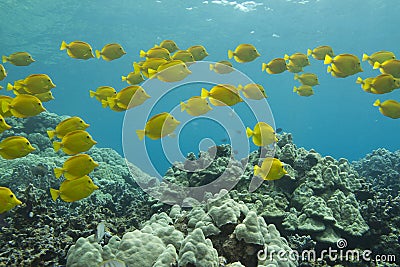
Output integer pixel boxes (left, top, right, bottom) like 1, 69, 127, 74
1, 0, 399, 176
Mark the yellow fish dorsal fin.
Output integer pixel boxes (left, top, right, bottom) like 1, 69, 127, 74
50, 188, 60, 201
228, 50, 234, 59
136, 129, 145, 140
324, 54, 333, 65
362, 53, 369, 62
373, 99, 381, 107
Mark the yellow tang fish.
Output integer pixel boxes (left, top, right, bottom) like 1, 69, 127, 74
0, 114, 11, 134
47, 116, 90, 140
356, 77, 374, 92
286, 62, 303, 73
60, 40, 94, 60
89, 86, 117, 102
0, 96, 13, 118
228, 44, 260, 63
293, 85, 314, 97
14, 74, 56, 94
0, 136, 35, 159
201, 84, 243, 106
327, 65, 349, 78
53, 130, 97, 155
188, 45, 209, 61
362, 51, 395, 66
307, 45, 334, 60
367, 74, 400, 94
0, 64, 7, 81
373, 99, 400, 119
95, 43, 126, 61
324, 54, 363, 76
171, 50, 195, 64
373, 59, 400, 78
284, 52, 310, 67
0, 187, 22, 214
136, 112, 180, 140
106, 85, 150, 110
180, 96, 212, 116
32, 91, 54, 102
159, 40, 179, 53
2, 52, 35, 66
209, 61, 234, 74
121, 71, 145, 85
134, 58, 168, 78
50, 175, 99, 202
140, 47, 170, 60
237, 84, 267, 100
294, 73, 319, 86
262, 58, 287, 74
254, 158, 287, 181
246, 122, 277, 147
54, 154, 99, 180
149, 60, 191, 82
2, 94, 46, 118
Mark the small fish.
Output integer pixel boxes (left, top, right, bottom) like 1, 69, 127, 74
53, 130, 97, 155
98, 259, 126, 267
34, 91, 55, 102
254, 158, 287, 181
356, 77, 374, 92
148, 60, 191, 82
373, 59, 400, 78
307, 45, 334, 60
60, 40, 94, 60
284, 52, 310, 67
95, 43, 126, 61
0, 115, 11, 134
0, 136, 35, 159
14, 74, 56, 94
293, 85, 314, 97
0, 64, 7, 81
0, 187, 22, 214
294, 73, 319, 86
228, 44, 260, 63
373, 99, 400, 119
136, 112, 180, 140
324, 54, 363, 77
246, 122, 277, 146
201, 84, 242, 106
90, 86, 117, 102
209, 61, 234, 74
159, 40, 179, 53
2, 52, 35, 66
50, 175, 99, 202
262, 58, 287, 74
180, 96, 212, 116
367, 74, 400, 94
2, 94, 46, 118
54, 154, 99, 180
140, 47, 170, 60
105, 85, 150, 110
121, 71, 145, 85
96, 221, 105, 243
187, 45, 209, 61
47, 116, 90, 140
171, 50, 195, 64
362, 51, 395, 66
237, 83, 267, 100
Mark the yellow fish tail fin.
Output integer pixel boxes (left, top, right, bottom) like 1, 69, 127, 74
284, 54, 290, 61
180, 101, 186, 112
324, 54, 333, 65
47, 130, 55, 139
1, 101, 10, 113
136, 129, 145, 140
254, 165, 261, 177
355, 77, 363, 84
95, 50, 101, 59
133, 62, 141, 73
89, 90, 96, 98
373, 61, 381, 69
228, 50, 234, 59
362, 53, 369, 62
60, 41, 68, 51
293, 86, 298, 92
294, 74, 299, 81
209, 64, 214, 71
261, 63, 267, 72
54, 168, 64, 178
147, 69, 157, 79
53, 141, 61, 152
373, 99, 381, 107
327, 66, 332, 73
237, 84, 243, 91
101, 99, 109, 108
121, 76, 127, 81
201, 88, 209, 98
307, 49, 312, 56
50, 188, 60, 201
2, 56, 7, 63
246, 127, 254, 138
139, 50, 146, 58
6, 83, 13, 91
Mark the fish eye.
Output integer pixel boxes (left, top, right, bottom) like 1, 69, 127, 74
80, 120, 83, 123
26, 142, 30, 145
88, 180, 91, 183
47, 79, 50, 82
86, 135, 90, 138
0, 118, 2, 121
38, 103, 41, 105
10, 194, 13, 198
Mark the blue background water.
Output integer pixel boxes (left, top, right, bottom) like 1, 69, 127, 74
1, 0, 399, 175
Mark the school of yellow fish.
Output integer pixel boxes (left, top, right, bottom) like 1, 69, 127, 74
0, 39, 399, 214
